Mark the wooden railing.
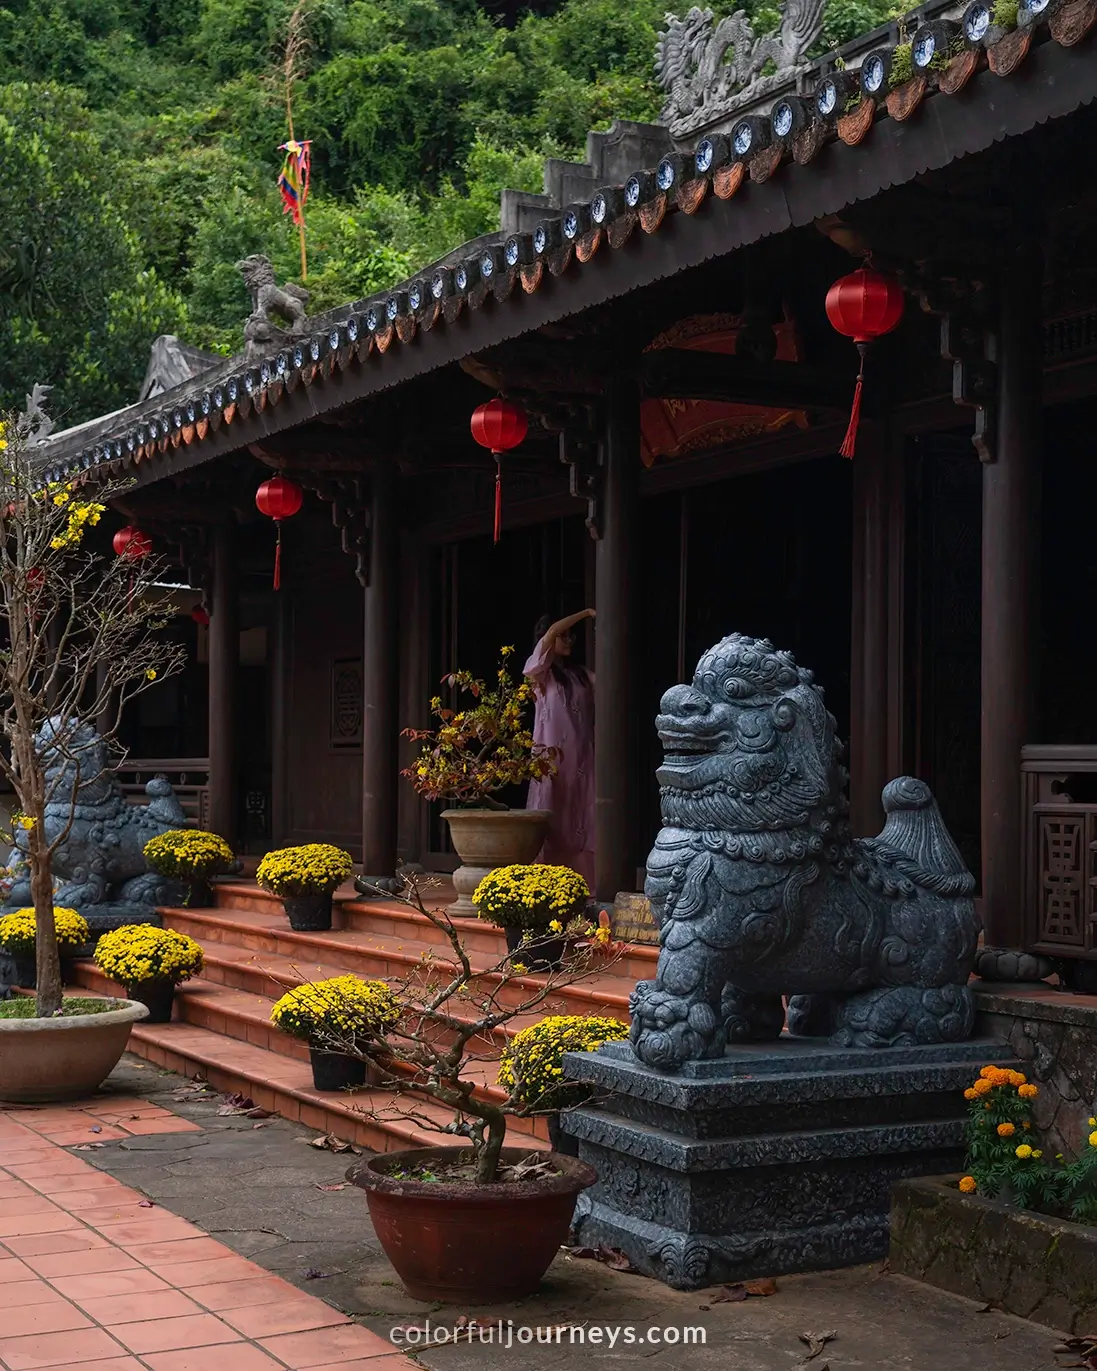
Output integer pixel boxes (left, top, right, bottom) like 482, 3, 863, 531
118, 757, 210, 830
1022, 745, 1097, 962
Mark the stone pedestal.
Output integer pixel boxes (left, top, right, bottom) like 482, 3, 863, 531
561, 1035, 1016, 1290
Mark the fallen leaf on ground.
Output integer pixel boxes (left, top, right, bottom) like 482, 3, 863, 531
314, 1182, 348, 1192
710, 1278, 777, 1303
745, 1277, 778, 1296
563, 1244, 636, 1272
138, 1200, 154, 1208
500, 1155, 556, 1182
302, 1268, 330, 1279
244, 1106, 272, 1118
712, 1285, 748, 1304
307, 1132, 360, 1154
252, 1120, 274, 1129
89, 1125, 102, 1133
698, 1305, 710, 1312
799, 1330, 837, 1362
217, 1093, 257, 1116
72, 1143, 104, 1150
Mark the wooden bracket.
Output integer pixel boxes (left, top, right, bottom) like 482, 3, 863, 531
919, 278, 998, 462
302, 476, 372, 586
559, 429, 603, 540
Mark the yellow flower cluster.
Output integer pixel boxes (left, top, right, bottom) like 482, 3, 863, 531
256, 844, 353, 897
498, 1014, 629, 1110
958, 1175, 977, 1193
49, 491, 105, 551
474, 864, 590, 932
144, 829, 234, 879
94, 925, 204, 986
0, 907, 88, 955
270, 975, 399, 1044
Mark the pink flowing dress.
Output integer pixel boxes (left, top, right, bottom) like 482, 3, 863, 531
523, 639, 595, 889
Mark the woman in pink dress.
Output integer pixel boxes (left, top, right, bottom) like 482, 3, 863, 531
523, 609, 596, 889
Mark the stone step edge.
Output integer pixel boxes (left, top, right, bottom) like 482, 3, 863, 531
124, 1019, 546, 1151
160, 906, 637, 1007
72, 962, 536, 1106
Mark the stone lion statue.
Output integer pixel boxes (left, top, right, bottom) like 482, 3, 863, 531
5, 718, 189, 922
630, 635, 980, 1071
236, 253, 309, 359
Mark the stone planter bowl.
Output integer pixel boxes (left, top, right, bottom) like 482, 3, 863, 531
441, 809, 550, 917
0, 998, 150, 1103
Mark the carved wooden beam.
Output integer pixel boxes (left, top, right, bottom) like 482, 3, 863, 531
299, 475, 371, 586
640, 350, 852, 412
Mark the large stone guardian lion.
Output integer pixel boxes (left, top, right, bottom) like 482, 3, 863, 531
630, 635, 979, 1070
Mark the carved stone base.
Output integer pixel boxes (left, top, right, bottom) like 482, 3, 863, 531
561, 1035, 1014, 1290
973, 946, 1054, 984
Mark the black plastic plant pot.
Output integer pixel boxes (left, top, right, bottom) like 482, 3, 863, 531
504, 926, 567, 972
309, 1048, 368, 1092
125, 979, 175, 1023
283, 892, 334, 932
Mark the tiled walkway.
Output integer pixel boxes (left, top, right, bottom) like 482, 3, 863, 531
0, 1104, 413, 1371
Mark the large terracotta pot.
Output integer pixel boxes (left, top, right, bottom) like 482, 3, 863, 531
441, 808, 550, 917
0, 999, 149, 1103
347, 1145, 596, 1302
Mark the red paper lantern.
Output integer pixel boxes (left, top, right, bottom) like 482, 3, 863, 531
112, 526, 152, 560
255, 475, 304, 590
470, 399, 528, 543
825, 266, 904, 458
191, 605, 210, 627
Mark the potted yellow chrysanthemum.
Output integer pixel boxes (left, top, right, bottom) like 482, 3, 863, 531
94, 925, 205, 1022
0, 907, 89, 989
256, 844, 354, 931
271, 975, 400, 1090
143, 829, 235, 908
473, 864, 591, 969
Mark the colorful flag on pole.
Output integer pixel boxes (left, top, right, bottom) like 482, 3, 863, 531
277, 139, 311, 225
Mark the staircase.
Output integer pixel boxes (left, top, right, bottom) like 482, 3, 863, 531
73, 882, 654, 1154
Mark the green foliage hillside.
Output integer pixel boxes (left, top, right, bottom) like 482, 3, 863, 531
0, 0, 889, 425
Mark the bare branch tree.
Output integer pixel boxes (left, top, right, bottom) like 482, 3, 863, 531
0, 410, 186, 1014
300, 875, 624, 1184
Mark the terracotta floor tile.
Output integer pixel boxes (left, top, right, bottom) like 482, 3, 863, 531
91, 1217, 201, 1245
24, 1247, 141, 1278
0, 1326, 128, 1369
0, 1257, 35, 1282
141, 1346, 285, 1371
5, 1229, 108, 1257
27, 1360, 144, 1371
0, 1195, 60, 1217
159, 1256, 270, 1288
116, 1118, 201, 1136
33, 1126, 128, 1145
0, 1151, 64, 1169
61, 1202, 134, 1225
47, 1269, 172, 1300
0, 1301, 93, 1338
221, 1296, 351, 1337
0, 1209, 77, 1238
260, 1324, 399, 1367
75, 1289, 205, 1325
301, 1359, 420, 1371
0, 1180, 37, 1199
128, 1236, 232, 1267
109, 1312, 243, 1354
20, 1170, 116, 1194
185, 1276, 300, 1312
46, 1188, 133, 1212
7, 1159, 100, 1181
0, 1279, 67, 1309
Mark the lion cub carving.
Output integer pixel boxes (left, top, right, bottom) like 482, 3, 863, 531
630, 634, 980, 1071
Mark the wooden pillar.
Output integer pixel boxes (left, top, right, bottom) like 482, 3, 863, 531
270, 589, 291, 846
361, 463, 400, 879
207, 523, 239, 846
981, 263, 1041, 950
849, 423, 890, 836
594, 372, 640, 902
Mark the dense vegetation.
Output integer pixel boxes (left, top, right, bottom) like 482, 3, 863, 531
0, 0, 890, 425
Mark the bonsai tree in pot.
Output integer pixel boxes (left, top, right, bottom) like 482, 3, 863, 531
403, 646, 557, 915
142, 829, 236, 908
93, 924, 205, 1022
0, 408, 185, 1099
270, 974, 400, 1090
309, 874, 621, 1303
474, 863, 592, 969
256, 843, 354, 931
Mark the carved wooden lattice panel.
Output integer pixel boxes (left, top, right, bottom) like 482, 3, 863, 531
330, 658, 363, 747
1037, 814, 1086, 945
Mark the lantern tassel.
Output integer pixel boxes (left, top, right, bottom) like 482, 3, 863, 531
493, 452, 502, 545
273, 521, 283, 591
839, 344, 868, 460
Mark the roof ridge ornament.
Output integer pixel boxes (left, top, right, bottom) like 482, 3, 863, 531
236, 254, 310, 361
19, 383, 54, 446
656, 2, 828, 138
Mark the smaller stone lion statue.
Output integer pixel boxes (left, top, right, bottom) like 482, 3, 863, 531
5, 718, 189, 919
630, 634, 980, 1071
236, 254, 309, 359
